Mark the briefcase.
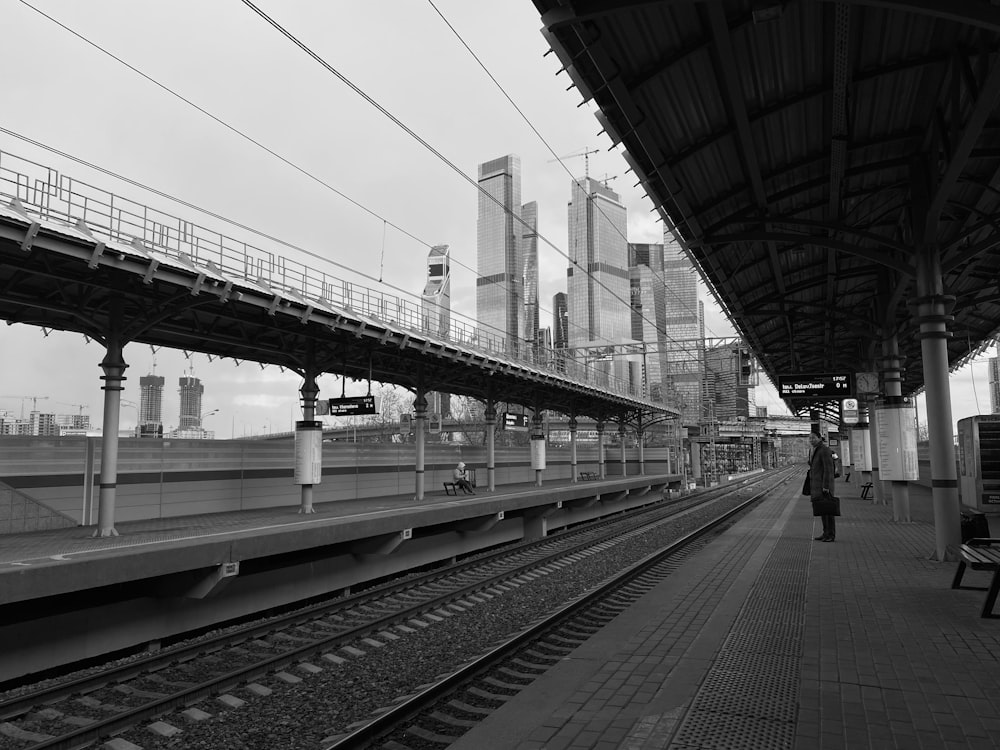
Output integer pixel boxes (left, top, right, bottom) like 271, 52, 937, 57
811, 495, 840, 516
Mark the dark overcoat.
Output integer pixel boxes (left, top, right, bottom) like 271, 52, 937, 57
808, 440, 835, 502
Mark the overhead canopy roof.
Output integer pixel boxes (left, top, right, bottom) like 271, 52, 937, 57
534, 0, 1000, 414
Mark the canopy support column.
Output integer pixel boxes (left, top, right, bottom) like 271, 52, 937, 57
915, 246, 960, 560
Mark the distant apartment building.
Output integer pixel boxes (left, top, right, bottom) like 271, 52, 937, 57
175, 375, 205, 433
139, 374, 165, 438
29, 411, 59, 437
477, 154, 523, 356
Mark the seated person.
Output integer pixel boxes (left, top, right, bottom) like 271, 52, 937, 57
453, 461, 475, 494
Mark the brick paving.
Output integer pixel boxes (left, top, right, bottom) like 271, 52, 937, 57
451, 479, 1000, 750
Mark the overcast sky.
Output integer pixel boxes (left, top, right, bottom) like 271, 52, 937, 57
0, 0, 995, 437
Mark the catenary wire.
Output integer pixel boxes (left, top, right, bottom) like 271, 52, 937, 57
11, 0, 612, 362
13, 0, 721, 394
239, 0, 724, 381
426, 0, 725, 342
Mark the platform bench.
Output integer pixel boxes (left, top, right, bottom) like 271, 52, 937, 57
860, 482, 873, 500
443, 482, 462, 496
579, 471, 598, 481
951, 539, 1000, 618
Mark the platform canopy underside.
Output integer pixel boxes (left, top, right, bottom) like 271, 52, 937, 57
534, 0, 1000, 413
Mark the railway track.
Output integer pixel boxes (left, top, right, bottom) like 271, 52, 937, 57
0, 469, 795, 750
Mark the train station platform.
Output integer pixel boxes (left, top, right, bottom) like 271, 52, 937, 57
451, 477, 1000, 750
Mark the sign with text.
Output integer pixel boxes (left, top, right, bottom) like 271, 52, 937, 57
325, 395, 377, 416
777, 372, 853, 398
875, 404, 919, 480
842, 398, 859, 425
502, 412, 529, 431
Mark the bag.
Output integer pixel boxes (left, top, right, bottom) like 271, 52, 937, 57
801, 471, 811, 496
812, 494, 841, 516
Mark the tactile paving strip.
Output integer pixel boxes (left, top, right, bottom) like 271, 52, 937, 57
671, 538, 809, 749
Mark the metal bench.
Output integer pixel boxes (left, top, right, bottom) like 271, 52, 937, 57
860, 482, 873, 500
443, 482, 460, 496
579, 471, 598, 481
951, 538, 1000, 618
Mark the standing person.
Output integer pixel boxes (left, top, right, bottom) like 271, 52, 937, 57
453, 461, 475, 495
808, 431, 837, 542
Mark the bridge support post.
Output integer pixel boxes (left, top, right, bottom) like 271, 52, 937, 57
569, 416, 578, 482
95, 336, 127, 537
297, 369, 319, 514
414, 391, 427, 501
596, 421, 606, 479
485, 400, 496, 492
619, 422, 627, 477
532, 410, 544, 487
637, 428, 645, 476
914, 245, 961, 561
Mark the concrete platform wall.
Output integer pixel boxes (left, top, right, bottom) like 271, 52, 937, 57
0, 437, 670, 530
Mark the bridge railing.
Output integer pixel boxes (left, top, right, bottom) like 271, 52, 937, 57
0, 148, 665, 405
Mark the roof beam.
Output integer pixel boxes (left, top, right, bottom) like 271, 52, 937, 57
834, 1, 1000, 32
926, 56, 1000, 238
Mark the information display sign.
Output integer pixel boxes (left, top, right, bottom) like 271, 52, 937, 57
850, 426, 872, 472
502, 413, 529, 431
777, 372, 853, 398
325, 395, 377, 416
842, 398, 859, 425
874, 404, 919, 480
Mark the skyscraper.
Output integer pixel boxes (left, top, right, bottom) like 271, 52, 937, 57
421, 244, 451, 339
521, 201, 540, 360
422, 244, 452, 418
139, 374, 165, 438
662, 227, 705, 424
629, 242, 668, 402
477, 155, 523, 356
553, 292, 568, 350
704, 343, 752, 419
178, 376, 204, 430
566, 177, 638, 390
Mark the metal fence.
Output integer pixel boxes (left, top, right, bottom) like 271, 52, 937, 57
0, 148, 658, 403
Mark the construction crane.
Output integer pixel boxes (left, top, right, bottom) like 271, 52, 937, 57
57, 402, 90, 416
0, 395, 49, 419
548, 147, 600, 178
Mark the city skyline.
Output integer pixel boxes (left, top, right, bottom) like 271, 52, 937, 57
0, 2, 995, 437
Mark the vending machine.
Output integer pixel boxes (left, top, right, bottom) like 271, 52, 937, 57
957, 415, 1000, 512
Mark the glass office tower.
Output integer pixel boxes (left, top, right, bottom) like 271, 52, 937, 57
422, 244, 452, 418
477, 155, 523, 356
567, 177, 637, 390
629, 243, 668, 402
662, 228, 705, 423
521, 201, 539, 361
